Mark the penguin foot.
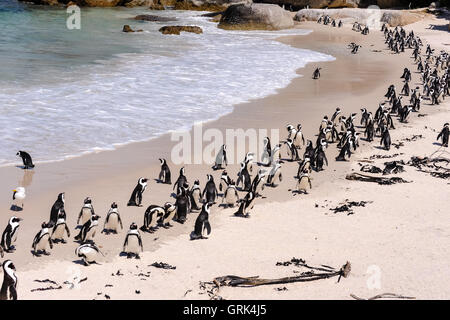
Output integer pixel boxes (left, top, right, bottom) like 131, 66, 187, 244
43, 250, 50, 256
61, 239, 67, 244
127, 253, 132, 259
135, 255, 141, 260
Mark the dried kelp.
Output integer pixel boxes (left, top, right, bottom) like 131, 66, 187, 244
150, 262, 176, 270
360, 164, 383, 173
346, 173, 410, 185
407, 156, 450, 179
34, 279, 58, 285
329, 200, 372, 215
31, 285, 62, 292
383, 161, 405, 175
368, 153, 404, 160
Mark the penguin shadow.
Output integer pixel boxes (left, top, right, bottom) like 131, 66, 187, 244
433, 142, 444, 146
170, 192, 177, 199
374, 146, 387, 150
256, 162, 271, 167
30, 249, 50, 257
9, 205, 23, 212
72, 259, 101, 266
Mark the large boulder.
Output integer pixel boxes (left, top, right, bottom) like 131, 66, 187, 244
295, 8, 425, 27
82, 0, 122, 6
254, 0, 364, 9
159, 25, 203, 34
218, 3, 294, 30
148, 0, 248, 11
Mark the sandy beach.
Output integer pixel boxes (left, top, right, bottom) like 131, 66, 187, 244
1, 8, 449, 300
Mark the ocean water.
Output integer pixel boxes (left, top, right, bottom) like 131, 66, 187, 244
0, 0, 334, 167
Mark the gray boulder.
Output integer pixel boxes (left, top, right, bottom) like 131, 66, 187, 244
218, 3, 294, 30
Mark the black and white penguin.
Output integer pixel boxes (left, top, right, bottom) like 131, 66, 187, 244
51, 209, 71, 244
49, 192, 65, 225
251, 169, 266, 197
437, 123, 449, 147
293, 124, 305, 149
314, 139, 328, 171
213, 144, 227, 170
284, 138, 299, 161
222, 180, 239, 208
127, 178, 148, 207
261, 137, 272, 166
296, 170, 312, 194
74, 214, 100, 243
75, 243, 103, 266
173, 167, 187, 191
123, 223, 143, 259
297, 157, 312, 177
1, 217, 22, 253
236, 161, 252, 191
219, 170, 231, 194
270, 143, 282, 165
158, 202, 177, 228
175, 186, 189, 224
16, 151, 34, 169
189, 180, 202, 211
102, 202, 123, 234
158, 158, 171, 184
312, 67, 321, 79
380, 127, 391, 151
32, 222, 54, 256
141, 205, 165, 232
244, 152, 255, 173
77, 197, 95, 226
0, 260, 17, 300
267, 162, 282, 187
190, 203, 212, 240
234, 191, 256, 218
202, 174, 218, 204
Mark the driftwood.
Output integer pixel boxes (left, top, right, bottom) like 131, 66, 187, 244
350, 293, 415, 300
346, 173, 410, 185
31, 285, 62, 292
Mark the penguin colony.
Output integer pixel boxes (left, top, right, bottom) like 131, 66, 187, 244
1, 21, 449, 300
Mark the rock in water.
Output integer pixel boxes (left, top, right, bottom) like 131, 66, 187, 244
123, 25, 143, 33
134, 15, 178, 22
218, 3, 294, 30
159, 26, 203, 35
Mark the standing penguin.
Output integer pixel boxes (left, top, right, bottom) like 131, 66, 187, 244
32, 222, 53, 256
296, 170, 312, 194
159, 202, 177, 228
189, 180, 202, 211
381, 127, 391, 151
75, 243, 103, 266
158, 159, 171, 184
202, 174, 218, 204
102, 202, 123, 234
222, 180, 239, 208
236, 161, 252, 191
140, 205, 165, 233
267, 162, 282, 187
190, 203, 212, 240
173, 167, 187, 191
123, 223, 143, 259
219, 170, 231, 194
127, 178, 148, 207
270, 143, 282, 165
261, 137, 272, 166
74, 215, 101, 243
284, 138, 299, 161
1, 217, 22, 253
49, 192, 65, 225
251, 169, 266, 197
51, 209, 71, 244
213, 144, 227, 170
293, 124, 306, 149
314, 139, 328, 171
0, 260, 17, 300
437, 123, 449, 147
16, 151, 34, 169
234, 191, 256, 218
77, 197, 95, 226
313, 67, 321, 79
175, 186, 189, 224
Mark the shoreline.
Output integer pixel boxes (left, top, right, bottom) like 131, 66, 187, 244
2, 14, 450, 299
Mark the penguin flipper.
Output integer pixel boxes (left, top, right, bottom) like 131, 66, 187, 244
9, 285, 17, 300
203, 221, 211, 236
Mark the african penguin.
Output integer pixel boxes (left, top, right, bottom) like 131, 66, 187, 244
49, 192, 65, 225
189, 180, 202, 211
140, 205, 165, 232
267, 162, 282, 187
234, 191, 256, 218
237, 161, 252, 191
296, 170, 312, 194
77, 197, 95, 226
222, 180, 239, 208
159, 202, 177, 228
74, 214, 100, 243
102, 202, 123, 234
32, 222, 54, 256
175, 186, 189, 224
127, 178, 148, 207
213, 144, 227, 170
219, 170, 231, 194
123, 223, 143, 259
202, 174, 218, 204
51, 209, 71, 244
261, 137, 272, 166
437, 123, 449, 147
190, 203, 212, 240
75, 243, 103, 266
16, 151, 34, 169
1, 216, 22, 253
0, 260, 17, 300
173, 167, 187, 191
158, 158, 171, 184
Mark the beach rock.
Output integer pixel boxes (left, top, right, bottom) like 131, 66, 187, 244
159, 25, 203, 35
83, 0, 122, 6
123, 25, 143, 32
218, 3, 294, 30
123, 0, 153, 6
134, 14, 178, 22
376, 0, 408, 8
295, 8, 425, 27
254, 0, 362, 9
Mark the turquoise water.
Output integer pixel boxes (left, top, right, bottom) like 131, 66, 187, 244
0, 1, 334, 166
